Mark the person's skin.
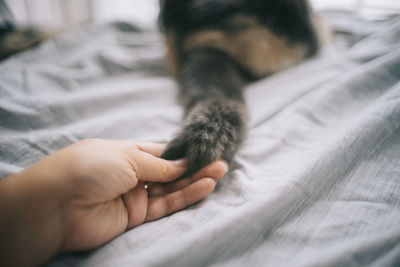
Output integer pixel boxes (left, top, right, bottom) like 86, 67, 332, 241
0, 139, 228, 267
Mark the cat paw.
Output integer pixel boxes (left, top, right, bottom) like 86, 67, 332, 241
161, 131, 225, 176
162, 99, 246, 175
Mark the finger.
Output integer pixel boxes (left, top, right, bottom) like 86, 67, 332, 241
191, 160, 229, 181
148, 160, 228, 197
131, 149, 187, 182
145, 178, 216, 222
136, 142, 167, 157
123, 181, 148, 229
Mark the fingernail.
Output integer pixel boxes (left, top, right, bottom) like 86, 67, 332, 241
174, 158, 187, 167
222, 161, 229, 172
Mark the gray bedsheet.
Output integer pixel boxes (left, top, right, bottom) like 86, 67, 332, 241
1, 12, 400, 267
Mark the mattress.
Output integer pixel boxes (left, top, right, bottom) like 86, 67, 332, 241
0, 11, 399, 267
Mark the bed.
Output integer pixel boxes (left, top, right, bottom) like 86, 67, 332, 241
0, 10, 399, 267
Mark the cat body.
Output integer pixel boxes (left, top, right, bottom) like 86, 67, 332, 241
159, 0, 322, 174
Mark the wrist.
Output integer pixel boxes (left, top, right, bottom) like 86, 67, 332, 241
0, 165, 66, 266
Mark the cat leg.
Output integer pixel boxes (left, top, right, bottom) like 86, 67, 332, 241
162, 48, 248, 175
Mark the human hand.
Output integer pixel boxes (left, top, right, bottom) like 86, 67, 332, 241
0, 139, 228, 266
58, 139, 228, 251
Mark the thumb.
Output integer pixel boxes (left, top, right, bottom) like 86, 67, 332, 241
132, 150, 187, 182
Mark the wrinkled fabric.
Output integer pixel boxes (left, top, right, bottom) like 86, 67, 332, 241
0, 12, 399, 267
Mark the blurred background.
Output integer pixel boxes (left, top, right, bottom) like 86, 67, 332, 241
6, 0, 159, 30
5, 0, 400, 31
